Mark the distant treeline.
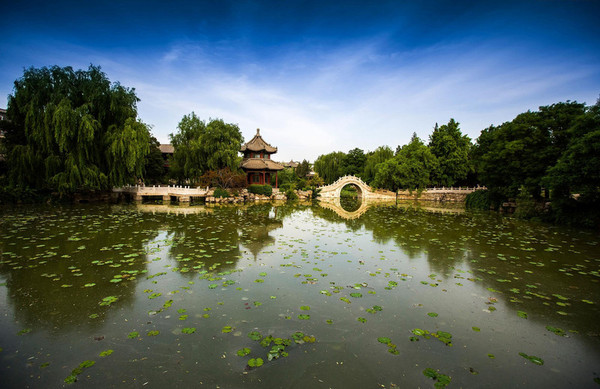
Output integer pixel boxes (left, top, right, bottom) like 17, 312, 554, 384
313, 100, 600, 227
0, 65, 598, 226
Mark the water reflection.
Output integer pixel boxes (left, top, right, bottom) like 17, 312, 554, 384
0, 206, 157, 332
312, 201, 600, 333
318, 197, 396, 219
0, 202, 599, 388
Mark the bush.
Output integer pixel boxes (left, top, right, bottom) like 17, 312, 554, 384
279, 183, 293, 192
213, 187, 229, 198
465, 190, 491, 210
248, 184, 272, 197
285, 189, 298, 200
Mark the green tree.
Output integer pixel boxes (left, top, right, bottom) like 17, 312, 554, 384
143, 135, 166, 184
372, 134, 439, 191
342, 147, 366, 176
543, 101, 600, 226
169, 113, 243, 184
4, 65, 151, 195
473, 101, 587, 201
362, 145, 394, 184
296, 159, 311, 178
428, 119, 471, 186
314, 151, 346, 184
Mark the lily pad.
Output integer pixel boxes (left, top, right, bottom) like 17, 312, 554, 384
519, 352, 544, 365
248, 358, 264, 368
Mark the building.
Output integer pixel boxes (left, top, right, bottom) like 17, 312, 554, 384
281, 160, 299, 169
240, 129, 284, 187
159, 144, 174, 168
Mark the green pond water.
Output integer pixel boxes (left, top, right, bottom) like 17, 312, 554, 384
0, 200, 599, 388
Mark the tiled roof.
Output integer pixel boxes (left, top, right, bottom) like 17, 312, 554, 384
240, 128, 277, 153
241, 158, 284, 171
159, 144, 174, 154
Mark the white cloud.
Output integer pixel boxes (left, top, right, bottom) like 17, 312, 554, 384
2, 36, 598, 162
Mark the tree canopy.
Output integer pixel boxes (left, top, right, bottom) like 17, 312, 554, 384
313, 151, 346, 184
473, 101, 588, 199
169, 113, 243, 184
3, 65, 151, 194
362, 145, 394, 184
296, 159, 311, 178
372, 134, 439, 191
428, 119, 472, 187
342, 148, 366, 176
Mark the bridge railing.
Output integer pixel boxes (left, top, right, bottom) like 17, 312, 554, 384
318, 175, 368, 189
422, 186, 487, 192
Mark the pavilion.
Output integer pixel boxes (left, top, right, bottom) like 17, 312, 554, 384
240, 129, 284, 187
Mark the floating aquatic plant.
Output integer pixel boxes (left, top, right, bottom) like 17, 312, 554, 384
519, 352, 544, 365
423, 368, 451, 388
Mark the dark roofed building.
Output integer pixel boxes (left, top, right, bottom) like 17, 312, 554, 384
281, 160, 299, 169
159, 144, 174, 168
240, 129, 284, 187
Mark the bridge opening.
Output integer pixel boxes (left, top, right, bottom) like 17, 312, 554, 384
340, 183, 362, 199
340, 196, 362, 212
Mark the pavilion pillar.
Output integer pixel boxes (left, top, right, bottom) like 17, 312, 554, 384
275, 171, 278, 188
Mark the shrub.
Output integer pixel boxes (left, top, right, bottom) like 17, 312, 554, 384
465, 190, 491, 210
286, 189, 298, 200
248, 184, 272, 197
213, 188, 229, 198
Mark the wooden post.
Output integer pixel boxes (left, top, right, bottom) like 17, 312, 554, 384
275, 171, 278, 188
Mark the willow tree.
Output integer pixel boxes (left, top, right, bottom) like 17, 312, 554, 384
313, 151, 346, 184
4, 65, 151, 194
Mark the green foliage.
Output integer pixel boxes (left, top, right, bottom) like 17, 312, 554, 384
314, 151, 346, 184
473, 101, 587, 200
143, 136, 167, 184
340, 185, 359, 198
362, 145, 394, 184
342, 148, 366, 176
372, 134, 439, 191
248, 184, 272, 196
169, 113, 243, 184
429, 119, 472, 186
285, 188, 299, 200
4, 65, 151, 195
473, 99, 599, 226
465, 190, 491, 210
272, 167, 297, 187
296, 159, 311, 178
213, 188, 229, 198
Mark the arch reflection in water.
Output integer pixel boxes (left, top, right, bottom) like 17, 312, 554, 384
318, 197, 395, 220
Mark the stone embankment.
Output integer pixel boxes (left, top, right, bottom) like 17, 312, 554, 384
396, 187, 484, 202
205, 188, 312, 203
114, 185, 313, 204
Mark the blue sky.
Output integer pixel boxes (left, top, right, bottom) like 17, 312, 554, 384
1, 0, 599, 162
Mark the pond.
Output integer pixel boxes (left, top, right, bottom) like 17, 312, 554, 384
0, 201, 599, 388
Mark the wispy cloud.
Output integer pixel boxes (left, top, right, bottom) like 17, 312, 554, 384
1, 2, 598, 162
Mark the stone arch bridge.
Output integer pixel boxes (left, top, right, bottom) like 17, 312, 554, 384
318, 175, 396, 200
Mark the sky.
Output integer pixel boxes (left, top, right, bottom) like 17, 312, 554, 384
1, 0, 599, 162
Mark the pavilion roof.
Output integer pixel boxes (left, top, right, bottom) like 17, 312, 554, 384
240, 128, 278, 153
241, 158, 284, 171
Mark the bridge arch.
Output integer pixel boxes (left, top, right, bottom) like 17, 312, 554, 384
319, 175, 373, 199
